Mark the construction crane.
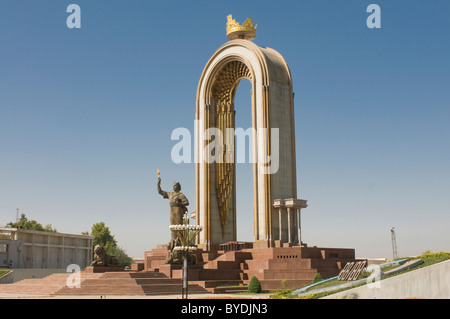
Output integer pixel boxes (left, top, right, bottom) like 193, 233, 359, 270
391, 227, 398, 260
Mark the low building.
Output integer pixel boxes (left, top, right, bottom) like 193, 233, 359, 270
0, 227, 94, 269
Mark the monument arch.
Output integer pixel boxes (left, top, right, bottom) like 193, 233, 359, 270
195, 16, 307, 249
144, 15, 358, 293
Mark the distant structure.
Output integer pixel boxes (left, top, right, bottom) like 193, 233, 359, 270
391, 227, 398, 260
0, 227, 94, 269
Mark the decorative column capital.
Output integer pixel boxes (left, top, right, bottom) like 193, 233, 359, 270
273, 198, 308, 209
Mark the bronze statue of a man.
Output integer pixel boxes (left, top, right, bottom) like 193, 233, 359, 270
157, 175, 189, 241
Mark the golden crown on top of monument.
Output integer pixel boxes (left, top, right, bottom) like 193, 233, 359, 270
226, 14, 257, 41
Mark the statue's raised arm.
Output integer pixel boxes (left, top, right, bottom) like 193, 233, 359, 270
157, 175, 168, 199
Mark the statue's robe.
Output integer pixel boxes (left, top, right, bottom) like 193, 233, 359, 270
159, 189, 189, 240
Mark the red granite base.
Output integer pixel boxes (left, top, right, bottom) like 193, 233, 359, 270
131, 263, 144, 271
85, 266, 125, 273
144, 242, 362, 291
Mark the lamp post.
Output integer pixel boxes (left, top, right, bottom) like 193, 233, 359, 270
169, 215, 202, 299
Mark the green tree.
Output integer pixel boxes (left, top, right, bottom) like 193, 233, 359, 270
248, 276, 262, 293
312, 273, 323, 284
107, 245, 134, 268
90, 222, 117, 252
87, 222, 133, 268
6, 214, 57, 232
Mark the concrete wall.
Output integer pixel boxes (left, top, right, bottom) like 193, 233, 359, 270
0, 270, 13, 284
0, 240, 20, 268
7, 268, 68, 283
0, 228, 94, 269
323, 259, 450, 299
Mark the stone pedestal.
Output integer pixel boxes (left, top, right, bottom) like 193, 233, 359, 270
158, 263, 202, 280
131, 263, 144, 271
85, 266, 124, 273
143, 242, 360, 291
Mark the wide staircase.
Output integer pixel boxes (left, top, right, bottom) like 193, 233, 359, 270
0, 244, 357, 296
0, 271, 209, 296
146, 244, 358, 292
240, 247, 351, 290
0, 272, 103, 295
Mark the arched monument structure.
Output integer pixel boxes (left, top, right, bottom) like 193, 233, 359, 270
144, 16, 359, 291
195, 15, 307, 249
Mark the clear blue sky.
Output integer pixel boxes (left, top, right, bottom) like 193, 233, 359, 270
1, 1, 449, 259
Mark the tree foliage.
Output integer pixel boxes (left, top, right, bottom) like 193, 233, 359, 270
106, 245, 134, 268
312, 273, 323, 284
87, 222, 133, 268
6, 214, 57, 232
89, 222, 117, 251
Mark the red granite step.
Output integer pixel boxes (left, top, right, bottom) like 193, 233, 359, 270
0, 270, 210, 296
54, 271, 209, 296
101, 271, 167, 278
0, 273, 104, 295
56, 281, 208, 296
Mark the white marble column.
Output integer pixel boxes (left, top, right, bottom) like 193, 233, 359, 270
278, 207, 282, 241
287, 207, 292, 243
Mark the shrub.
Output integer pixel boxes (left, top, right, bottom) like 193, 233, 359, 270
281, 279, 288, 289
248, 276, 262, 293
312, 273, 323, 284
418, 251, 450, 259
